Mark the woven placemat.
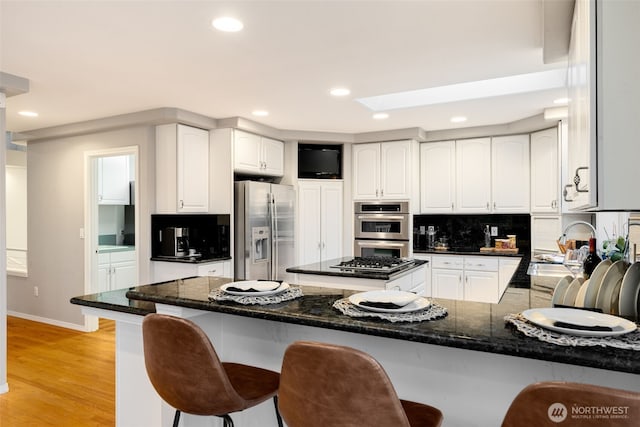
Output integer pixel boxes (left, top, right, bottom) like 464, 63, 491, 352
333, 298, 448, 323
208, 287, 303, 305
505, 313, 640, 350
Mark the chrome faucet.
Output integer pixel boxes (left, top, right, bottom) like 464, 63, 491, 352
559, 221, 597, 244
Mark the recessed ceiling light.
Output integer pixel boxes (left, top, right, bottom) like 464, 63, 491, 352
356, 68, 566, 111
553, 97, 569, 105
212, 16, 244, 32
252, 110, 269, 117
450, 116, 467, 123
373, 113, 389, 120
18, 111, 38, 117
330, 87, 351, 97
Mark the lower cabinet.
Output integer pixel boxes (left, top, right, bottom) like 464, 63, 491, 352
98, 250, 137, 292
412, 254, 432, 297
152, 259, 232, 283
429, 254, 514, 303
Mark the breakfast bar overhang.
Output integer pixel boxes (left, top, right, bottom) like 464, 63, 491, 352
71, 277, 640, 427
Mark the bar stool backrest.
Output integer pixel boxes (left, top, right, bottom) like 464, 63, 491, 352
279, 340, 412, 427
142, 314, 247, 416
502, 381, 640, 427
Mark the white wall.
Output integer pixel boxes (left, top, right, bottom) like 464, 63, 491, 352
6, 126, 155, 328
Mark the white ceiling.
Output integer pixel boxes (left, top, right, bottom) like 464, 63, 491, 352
1, 0, 570, 136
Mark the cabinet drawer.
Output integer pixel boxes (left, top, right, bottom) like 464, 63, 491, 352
110, 250, 136, 263
463, 256, 498, 271
197, 261, 230, 278
431, 255, 464, 269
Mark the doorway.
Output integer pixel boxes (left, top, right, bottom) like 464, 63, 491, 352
84, 146, 139, 331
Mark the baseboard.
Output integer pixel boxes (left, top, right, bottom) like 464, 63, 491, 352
7, 311, 88, 332
0, 382, 8, 394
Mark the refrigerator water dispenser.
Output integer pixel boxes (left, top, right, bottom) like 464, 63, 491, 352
252, 226, 270, 262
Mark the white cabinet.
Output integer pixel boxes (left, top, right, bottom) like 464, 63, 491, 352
491, 134, 530, 213
430, 254, 511, 303
156, 124, 209, 213
152, 259, 232, 283
413, 254, 432, 297
531, 127, 560, 213
456, 138, 492, 213
98, 155, 130, 205
531, 216, 562, 253
420, 141, 455, 213
233, 130, 284, 177
98, 250, 137, 291
297, 180, 343, 265
352, 140, 416, 201
566, 0, 640, 211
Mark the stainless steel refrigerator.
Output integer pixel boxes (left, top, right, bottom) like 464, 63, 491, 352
234, 181, 296, 281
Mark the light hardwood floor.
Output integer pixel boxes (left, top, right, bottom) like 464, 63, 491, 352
0, 316, 115, 426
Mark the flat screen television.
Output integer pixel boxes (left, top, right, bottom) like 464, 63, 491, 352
298, 144, 343, 179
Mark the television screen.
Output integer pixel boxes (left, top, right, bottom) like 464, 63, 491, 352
298, 144, 342, 179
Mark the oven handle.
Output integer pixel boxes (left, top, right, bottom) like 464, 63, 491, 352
356, 241, 408, 248
357, 215, 406, 220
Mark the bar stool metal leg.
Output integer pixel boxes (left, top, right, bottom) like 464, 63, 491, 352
172, 410, 181, 427
274, 396, 284, 427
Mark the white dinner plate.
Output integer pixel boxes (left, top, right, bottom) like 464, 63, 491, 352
521, 307, 637, 337
349, 290, 429, 313
221, 281, 289, 296
574, 280, 589, 308
562, 277, 584, 306
583, 259, 612, 308
551, 275, 574, 306
618, 262, 640, 317
596, 261, 628, 313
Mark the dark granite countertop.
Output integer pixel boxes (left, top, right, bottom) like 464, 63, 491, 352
414, 249, 524, 257
286, 257, 427, 280
150, 255, 232, 264
70, 277, 639, 374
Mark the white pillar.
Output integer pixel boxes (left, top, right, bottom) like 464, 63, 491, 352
0, 91, 8, 394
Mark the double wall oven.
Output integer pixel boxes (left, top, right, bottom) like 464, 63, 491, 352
354, 201, 410, 258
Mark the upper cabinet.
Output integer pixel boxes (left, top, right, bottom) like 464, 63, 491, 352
530, 127, 560, 214
353, 140, 417, 204
566, 0, 640, 211
421, 136, 529, 214
98, 155, 130, 205
420, 141, 455, 213
491, 134, 530, 213
156, 124, 209, 213
456, 138, 492, 213
234, 130, 284, 177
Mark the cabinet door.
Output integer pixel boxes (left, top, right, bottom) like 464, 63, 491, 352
464, 270, 499, 303
531, 215, 562, 253
352, 143, 381, 200
297, 181, 322, 265
177, 125, 209, 212
98, 155, 130, 205
261, 137, 284, 176
111, 262, 137, 290
420, 141, 455, 213
432, 268, 463, 300
234, 130, 262, 174
456, 138, 491, 213
321, 181, 343, 261
413, 255, 432, 297
491, 135, 530, 213
380, 141, 411, 199
531, 128, 560, 213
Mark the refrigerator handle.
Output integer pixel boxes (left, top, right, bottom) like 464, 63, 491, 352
270, 193, 278, 281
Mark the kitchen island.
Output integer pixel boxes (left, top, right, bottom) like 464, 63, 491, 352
70, 277, 639, 427
286, 256, 428, 293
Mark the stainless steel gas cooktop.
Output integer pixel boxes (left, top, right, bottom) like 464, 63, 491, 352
330, 256, 415, 273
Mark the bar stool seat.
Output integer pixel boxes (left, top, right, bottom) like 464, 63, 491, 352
502, 381, 640, 427
278, 340, 443, 427
142, 313, 283, 427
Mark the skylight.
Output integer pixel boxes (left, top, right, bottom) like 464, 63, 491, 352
356, 69, 567, 111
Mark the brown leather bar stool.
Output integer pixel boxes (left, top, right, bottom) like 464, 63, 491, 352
278, 340, 443, 427
502, 381, 640, 427
142, 313, 283, 427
